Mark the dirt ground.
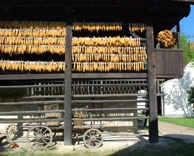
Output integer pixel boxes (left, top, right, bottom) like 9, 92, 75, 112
1, 121, 194, 155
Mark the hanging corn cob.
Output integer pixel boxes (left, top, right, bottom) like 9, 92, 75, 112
72, 62, 146, 72
73, 22, 122, 32
0, 60, 65, 72
129, 23, 147, 32
156, 30, 177, 48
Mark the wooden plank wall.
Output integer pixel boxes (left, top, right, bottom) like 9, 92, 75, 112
155, 49, 183, 78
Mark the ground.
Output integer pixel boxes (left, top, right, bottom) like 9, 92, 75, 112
1, 121, 194, 155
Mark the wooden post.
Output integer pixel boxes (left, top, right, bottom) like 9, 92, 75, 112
177, 23, 181, 49
64, 16, 73, 145
146, 20, 159, 143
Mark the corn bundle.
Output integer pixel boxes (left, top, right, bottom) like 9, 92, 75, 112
0, 45, 65, 56
0, 21, 66, 30
72, 46, 146, 55
0, 21, 66, 55
72, 37, 141, 47
73, 62, 146, 72
73, 22, 122, 32
0, 37, 66, 45
129, 23, 146, 32
0, 29, 66, 37
0, 60, 65, 72
72, 54, 147, 62
156, 30, 177, 48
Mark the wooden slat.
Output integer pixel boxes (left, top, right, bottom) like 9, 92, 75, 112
72, 116, 149, 121
72, 99, 148, 104
73, 93, 147, 98
0, 100, 64, 106
72, 108, 149, 112
0, 110, 64, 115
0, 118, 64, 123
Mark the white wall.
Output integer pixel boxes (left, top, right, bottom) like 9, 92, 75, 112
161, 62, 194, 117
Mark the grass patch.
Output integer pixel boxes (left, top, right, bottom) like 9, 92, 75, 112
158, 117, 194, 128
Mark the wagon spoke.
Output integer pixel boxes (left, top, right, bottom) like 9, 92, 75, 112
42, 139, 48, 145
42, 137, 51, 140
42, 129, 48, 135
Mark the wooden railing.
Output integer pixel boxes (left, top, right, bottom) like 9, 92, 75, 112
155, 49, 183, 79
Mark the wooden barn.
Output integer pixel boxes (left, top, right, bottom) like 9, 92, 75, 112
0, 0, 193, 147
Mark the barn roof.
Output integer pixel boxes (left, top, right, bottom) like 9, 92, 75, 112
0, 0, 193, 34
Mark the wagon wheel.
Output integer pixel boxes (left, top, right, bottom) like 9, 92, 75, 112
6, 124, 19, 139
83, 129, 103, 148
26, 125, 53, 148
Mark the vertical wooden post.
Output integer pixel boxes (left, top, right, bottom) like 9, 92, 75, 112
64, 16, 73, 145
146, 20, 159, 143
177, 22, 181, 49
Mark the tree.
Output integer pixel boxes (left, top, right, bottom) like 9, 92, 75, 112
181, 33, 194, 64
187, 86, 194, 105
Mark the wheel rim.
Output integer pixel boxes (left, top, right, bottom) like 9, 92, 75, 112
6, 124, 19, 138
83, 129, 103, 148
26, 126, 53, 148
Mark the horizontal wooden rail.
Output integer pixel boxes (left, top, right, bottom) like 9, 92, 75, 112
72, 108, 149, 111
0, 110, 65, 115
0, 118, 64, 123
0, 84, 65, 89
72, 116, 149, 121
72, 99, 148, 103
72, 83, 148, 87
0, 100, 64, 106
23, 95, 65, 99
73, 94, 147, 97
0, 116, 149, 123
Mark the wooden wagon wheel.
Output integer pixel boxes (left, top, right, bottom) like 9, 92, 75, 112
6, 124, 19, 139
83, 129, 103, 148
26, 125, 53, 148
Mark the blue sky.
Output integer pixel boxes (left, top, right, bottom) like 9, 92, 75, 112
180, 5, 194, 40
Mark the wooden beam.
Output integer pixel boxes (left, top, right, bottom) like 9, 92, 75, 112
147, 20, 159, 143
72, 73, 147, 79
177, 22, 181, 49
64, 15, 73, 146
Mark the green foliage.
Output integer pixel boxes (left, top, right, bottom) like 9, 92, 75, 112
187, 86, 194, 104
158, 117, 194, 128
181, 33, 194, 63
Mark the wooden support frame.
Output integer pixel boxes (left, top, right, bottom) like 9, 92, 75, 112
177, 22, 181, 49
147, 20, 159, 143
64, 16, 73, 145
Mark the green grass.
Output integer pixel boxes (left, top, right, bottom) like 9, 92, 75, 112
158, 117, 194, 128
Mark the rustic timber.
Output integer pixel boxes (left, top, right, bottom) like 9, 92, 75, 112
147, 20, 159, 143
177, 23, 181, 49
72, 117, 149, 121
0, 84, 65, 89
0, 118, 64, 123
0, 110, 64, 115
72, 99, 148, 104
73, 94, 147, 97
0, 101, 64, 106
72, 108, 149, 112
64, 15, 73, 146
155, 49, 183, 78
